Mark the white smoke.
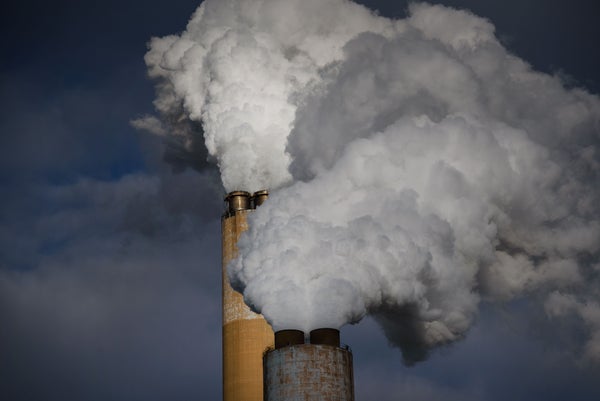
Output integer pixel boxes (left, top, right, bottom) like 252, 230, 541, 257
143, 0, 600, 363
142, 0, 395, 191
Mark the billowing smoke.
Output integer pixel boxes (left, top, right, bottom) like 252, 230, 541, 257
141, 0, 600, 363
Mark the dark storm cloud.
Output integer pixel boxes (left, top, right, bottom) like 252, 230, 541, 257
0, 252, 220, 401
0, 73, 148, 183
343, 318, 489, 401
0, 2, 225, 399
1, 0, 208, 182
0, 171, 223, 401
344, 308, 600, 401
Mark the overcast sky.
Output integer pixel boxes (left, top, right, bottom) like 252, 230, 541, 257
1, 1, 599, 400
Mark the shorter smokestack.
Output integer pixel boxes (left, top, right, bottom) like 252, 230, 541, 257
264, 328, 355, 401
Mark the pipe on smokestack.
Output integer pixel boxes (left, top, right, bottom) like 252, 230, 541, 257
225, 191, 251, 214
310, 328, 340, 347
222, 190, 273, 401
264, 328, 355, 401
252, 190, 269, 208
274, 329, 305, 349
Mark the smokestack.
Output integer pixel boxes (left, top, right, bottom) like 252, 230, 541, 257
263, 328, 355, 401
252, 190, 269, 208
222, 190, 273, 401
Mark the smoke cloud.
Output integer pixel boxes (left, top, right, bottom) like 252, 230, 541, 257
144, 0, 600, 363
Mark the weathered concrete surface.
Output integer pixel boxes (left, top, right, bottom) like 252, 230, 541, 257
264, 344, 355, 401
222, 209, 274, 401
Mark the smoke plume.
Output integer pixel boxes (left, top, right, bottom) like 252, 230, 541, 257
143, 0, 600, 363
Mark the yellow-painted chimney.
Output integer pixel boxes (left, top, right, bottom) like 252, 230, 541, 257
222, 190, 274, 401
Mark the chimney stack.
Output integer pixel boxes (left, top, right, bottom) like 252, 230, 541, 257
222, 190, 273, 401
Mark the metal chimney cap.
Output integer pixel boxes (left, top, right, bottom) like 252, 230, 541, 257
224, 190, 251, 200
309, 328, 340, 347
274, 329, 305, 349
224, 191, 252, 215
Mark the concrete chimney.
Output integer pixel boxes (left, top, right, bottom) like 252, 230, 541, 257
222, 190, 274, 401
263, 328, 355, 401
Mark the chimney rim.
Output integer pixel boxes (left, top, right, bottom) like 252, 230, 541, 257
224, 190, 251, 201
274, 329, 305, 349
309, 328, 341, 347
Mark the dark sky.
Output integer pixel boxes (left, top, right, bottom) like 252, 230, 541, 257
1, 1, 599, 400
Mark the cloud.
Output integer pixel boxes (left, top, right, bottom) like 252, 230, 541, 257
0, 71, 151, 183
356, 372, 486, 401
0, 171, 224, 401
545, 291, 600, 364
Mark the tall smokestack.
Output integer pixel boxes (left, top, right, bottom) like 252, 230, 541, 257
263, 328, 355, 401
222, 190, 274, 401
